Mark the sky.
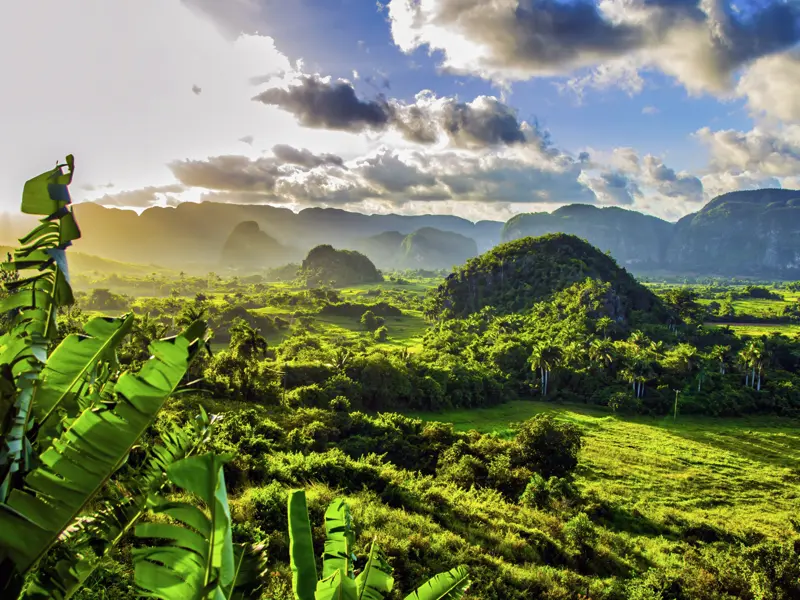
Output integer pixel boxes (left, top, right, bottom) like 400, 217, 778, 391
2, 0, 800, 223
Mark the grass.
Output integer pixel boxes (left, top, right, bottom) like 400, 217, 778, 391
408, 400, 800, 540
708, 322, 800, 337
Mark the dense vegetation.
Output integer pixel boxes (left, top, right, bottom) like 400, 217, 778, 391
3, 158, 800, 599
298, 245, 383, 288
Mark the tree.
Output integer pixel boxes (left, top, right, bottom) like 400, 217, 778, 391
530, 343, 563, 396
709, 345, 730, 375
361, 309, 379, 332
229, 318, 269, 360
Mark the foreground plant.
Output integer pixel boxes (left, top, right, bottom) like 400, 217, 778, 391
0, 157, 210, 598
287, 489, 471, 600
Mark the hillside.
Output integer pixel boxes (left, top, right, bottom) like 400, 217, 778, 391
667, 188, 800, 275
298, 244, 383, 287
503, 204, 673, 267
220, 220, 293, 270
428, 233, 667, 320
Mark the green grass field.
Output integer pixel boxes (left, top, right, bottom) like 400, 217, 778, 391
408, 401, 800, 540
706, 322, 800, 337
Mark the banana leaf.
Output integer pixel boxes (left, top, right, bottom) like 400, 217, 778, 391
288, 489, 317, 600
134, 452, 235, 600
355, 541, 394, 600
21, 411, 219, 600
314, 570, 357, 600
402, 567, 470, 600
32, 314, 135, 442
0, 321, 207, 588
321, 498, 355, 580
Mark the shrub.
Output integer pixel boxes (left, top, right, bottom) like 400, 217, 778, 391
374, 325, 389, 342
563, 512, 598, 549
520, 473, 549, 508
361, 310, 378, 331
511, 414, 583, 478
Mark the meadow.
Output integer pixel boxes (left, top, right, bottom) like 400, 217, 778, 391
410, 400, 800, 541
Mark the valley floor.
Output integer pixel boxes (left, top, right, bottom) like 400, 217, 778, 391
409, 401, 800, 541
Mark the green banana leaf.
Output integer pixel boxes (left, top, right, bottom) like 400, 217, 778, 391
288, 489, 318, 600
402, 567, 470, 600
0, 157, 81, 501
21, 411, 219, 600
134, 452, 235, 600
0, 321, 207, 587
224, 542, 269, 600
355, 541, 394, 600
32, 313, 135, 440
321, 498, 355, 580
314, 570, 357, 600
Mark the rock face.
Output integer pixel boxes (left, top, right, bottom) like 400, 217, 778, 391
666, 189, 800, 275
220, 221, 288, 269
428, 233, 667, 320
298, 244, 383, 287
502, 205, 672, 267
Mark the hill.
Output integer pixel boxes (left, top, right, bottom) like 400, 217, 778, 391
428, 233, 666, 320
503, 204, 672, 267
220, 220, 292, 270
352, 227, 478, 270
298, 244, 383, 287
400, 227, 477, 269
667, 188, 800, 275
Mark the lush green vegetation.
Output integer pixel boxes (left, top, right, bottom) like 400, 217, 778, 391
4, 159, 800, 599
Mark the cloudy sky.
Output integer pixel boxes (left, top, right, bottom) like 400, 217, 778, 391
2, 0, 800, 223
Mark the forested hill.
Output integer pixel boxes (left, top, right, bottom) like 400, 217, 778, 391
427, 233, 668, 321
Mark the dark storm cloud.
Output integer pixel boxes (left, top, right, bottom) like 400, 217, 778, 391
257, 75, 532, 148
271, 144, 345, 168
253, 75, 391, 132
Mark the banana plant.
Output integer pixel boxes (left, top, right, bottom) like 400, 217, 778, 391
0, 156, 211, 598
133, 453, 268, 600
21, 408, 220, 600
287, 490, 471, 600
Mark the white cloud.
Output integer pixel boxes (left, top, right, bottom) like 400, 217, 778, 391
0, 0, 364, 210
737, 51, 800, 122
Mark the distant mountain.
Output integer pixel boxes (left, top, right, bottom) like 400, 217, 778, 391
429, 233, 667, 321
400, 228, 478, 269
666, 189, 800, 275
503, 205, 672, 267
220, 221, 293, 270
351, 227, 477, 270
298, 244, 383, 288
65, 203, 503, 272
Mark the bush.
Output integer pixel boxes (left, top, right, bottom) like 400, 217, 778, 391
608, 391, 642, 414
361, 310, 378, 332
374, 325, 389, 342
520, 473, 549, 508
511, 414, 583, 478
563, 512, 597, 549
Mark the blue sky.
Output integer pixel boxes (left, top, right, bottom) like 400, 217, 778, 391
2, 0, 799, 222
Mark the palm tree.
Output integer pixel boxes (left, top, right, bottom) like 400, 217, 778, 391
709, 345, 730, 375
229, 318, 268, 359
588, 338, 615, 373
530, 343, 562, 396
596, 316, 613, 339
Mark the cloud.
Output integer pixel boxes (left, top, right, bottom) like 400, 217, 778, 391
239, 135, 254, 145
387, 0, 800, 95
169, 155, 290, 192
582, 171, 642, 205
641, 155, 704, 200
700, 170, 782, 198
256, 75, 536, 149
192, 84, 202, 95
253, 75, 392, 132
737, 51, 800, 122
271, 144, 345, 168
642, 106, 659, 115
695, 125, 800, 176
88, 184, 186, 207
181, 0, 266, 38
